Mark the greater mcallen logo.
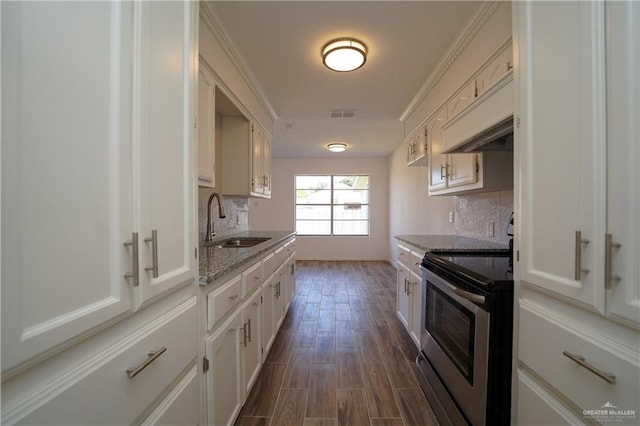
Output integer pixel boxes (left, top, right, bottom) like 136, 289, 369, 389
583, 402, 637, 423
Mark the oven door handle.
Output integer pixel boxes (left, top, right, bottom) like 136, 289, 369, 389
442, 280, 486, 305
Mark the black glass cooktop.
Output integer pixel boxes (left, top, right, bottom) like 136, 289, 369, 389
423, 251, 513, 291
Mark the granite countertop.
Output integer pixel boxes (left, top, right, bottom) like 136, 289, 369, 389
199, 230, 296, 286
395, 234, 509, 253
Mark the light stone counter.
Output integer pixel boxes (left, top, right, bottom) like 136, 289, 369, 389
199, 230, 296, 285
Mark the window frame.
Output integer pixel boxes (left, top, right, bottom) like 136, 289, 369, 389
294, 174, 370, 237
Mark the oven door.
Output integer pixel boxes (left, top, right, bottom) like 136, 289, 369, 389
421, 266, 490, 426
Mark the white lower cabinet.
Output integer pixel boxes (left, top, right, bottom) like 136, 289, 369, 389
240, 290, 262, 398
396, 241, 423, 348
261, 273, 277, 356
203, 236, 296, 425
396, 264, 411, 330
205, 309, 243, 426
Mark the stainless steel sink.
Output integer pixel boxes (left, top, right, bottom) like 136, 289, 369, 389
213, 237, 271, 248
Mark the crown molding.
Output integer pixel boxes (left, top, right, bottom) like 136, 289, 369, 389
400, 0, 503, 122
200, 2, 278, 122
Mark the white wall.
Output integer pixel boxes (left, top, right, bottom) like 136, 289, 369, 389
389, 1, 513, 263
249, 157, 389, 260
388, 149, 456, 264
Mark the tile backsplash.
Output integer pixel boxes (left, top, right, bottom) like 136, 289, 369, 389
198, 187, 249, 243
455, 190, 513, 245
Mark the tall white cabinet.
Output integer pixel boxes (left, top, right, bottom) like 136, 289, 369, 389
1, 1, 199, 423
514, 1, 640, 423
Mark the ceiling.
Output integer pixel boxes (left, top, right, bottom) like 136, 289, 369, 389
210, 1, 481, 158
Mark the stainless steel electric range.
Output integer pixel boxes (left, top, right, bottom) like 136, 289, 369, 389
417, 249, 514, 426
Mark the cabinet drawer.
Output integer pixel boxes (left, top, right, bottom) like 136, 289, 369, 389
517, 369, 583, 425
274, 245, 286, 268
262, 252, 276, 279
15, 298, 198, 425
243, 261, 264, 297
397, 244, 411, 263
284, 238, 296, 259
207, 274, 243, 330
141, 364, 200, 425
519, 304, 640, 412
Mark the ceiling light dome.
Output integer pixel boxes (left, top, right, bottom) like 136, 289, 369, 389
327, 143, 347, 153
322, 38, 367, 72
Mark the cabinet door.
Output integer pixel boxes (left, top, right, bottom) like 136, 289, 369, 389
251, 125, 265, 194
136, 0, 197, 305
1, 1, 135, 370
605, 0, 640, 327
447, 79, 476, 119
408, 269, 422, 347
241, 290, 262, 398
396, 264, 410, 330
447, 153, 478, 188
263, 134, 272, 197
516, 0, 606, 311
206, 310, 242, 426
272, 268, 286, 332
427, 111, 448, 192
284, 258, 296, 309
198, 60, 216, 187
261, 275, 276, 357
477, 47, 513, 97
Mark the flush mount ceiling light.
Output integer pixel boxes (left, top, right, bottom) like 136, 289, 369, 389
327, 143, 347, 153
322, 38, 367, 72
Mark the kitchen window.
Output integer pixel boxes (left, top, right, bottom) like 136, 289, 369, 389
295, 175, 369, 236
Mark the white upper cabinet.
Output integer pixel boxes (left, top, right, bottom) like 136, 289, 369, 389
406, 126, 428, 167
476, 47, 513, 97
251, 124, 272, 197
198, 60, 217, 188
517, 0, 606, 313
1, 0, 197, 371
604, 0, 640, 328
221, 115, 272, 199
427, 110, 449, 192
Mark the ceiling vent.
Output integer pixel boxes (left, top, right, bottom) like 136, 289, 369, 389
330, 109, 357, 119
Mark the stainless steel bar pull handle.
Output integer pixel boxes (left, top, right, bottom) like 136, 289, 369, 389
563, 350, 616, 384
605, 233, 622, 289
440, 164, 446, 179
124, 232, 140, 287
126, 347, 167, 378
145, 229, 159, 278
574, 231, 590, 280
241, 324, 248, 347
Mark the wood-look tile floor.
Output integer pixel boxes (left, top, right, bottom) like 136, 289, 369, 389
235, 260, 438, 426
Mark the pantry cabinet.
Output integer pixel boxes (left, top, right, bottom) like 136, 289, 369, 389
515, 0, 640, 422
1, 2, 198, 423
1, 0, 197, 372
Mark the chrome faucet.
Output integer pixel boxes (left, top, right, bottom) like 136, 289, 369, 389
206, 192, 226, 242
